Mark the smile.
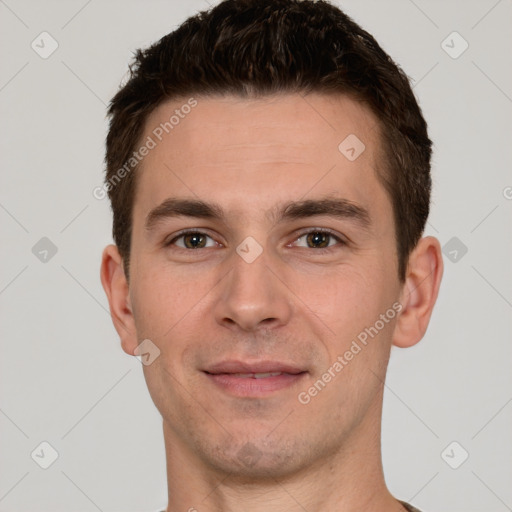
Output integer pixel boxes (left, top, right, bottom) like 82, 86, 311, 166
203, 368, 307, 397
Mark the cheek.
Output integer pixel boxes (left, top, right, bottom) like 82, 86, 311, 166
130, 262, 221, 344
302, 263, 399, 374
303, 264, 385, 323
130, 270, 180, 336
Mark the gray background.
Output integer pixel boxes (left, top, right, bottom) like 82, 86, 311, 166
1, 1, 511, 511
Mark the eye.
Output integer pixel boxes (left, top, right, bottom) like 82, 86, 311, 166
165, 229, 345, 251
166, 230, 218, 249
291, 229, 345, 250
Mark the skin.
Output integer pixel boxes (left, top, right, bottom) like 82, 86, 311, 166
101, 93, 443, 512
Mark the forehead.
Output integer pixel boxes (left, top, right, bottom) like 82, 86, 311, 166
146, 92, 378, 161
133, 93, 389, 225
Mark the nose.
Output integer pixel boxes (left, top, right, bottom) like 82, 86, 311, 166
213, 246, 293, 333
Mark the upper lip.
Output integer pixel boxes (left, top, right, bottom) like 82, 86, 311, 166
204, 360, 306, 375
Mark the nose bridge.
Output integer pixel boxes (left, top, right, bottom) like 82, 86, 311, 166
214, 241, 292, 331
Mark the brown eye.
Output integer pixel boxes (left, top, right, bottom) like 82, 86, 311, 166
167, 231, 216, 249
306, 231, 331, 248
293, 229, 343, 250
182, 233, 207, 249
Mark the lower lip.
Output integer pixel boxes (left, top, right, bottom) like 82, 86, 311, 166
205, 372, 306, 397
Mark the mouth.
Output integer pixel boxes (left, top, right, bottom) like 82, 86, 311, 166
220, 371, 289, 379
203, 360, 307, 397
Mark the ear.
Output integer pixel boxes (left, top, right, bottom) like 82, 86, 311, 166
393, 236, 443, 348
100, 244, 138, 356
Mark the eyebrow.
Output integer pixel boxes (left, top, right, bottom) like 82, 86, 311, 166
144, 196, 371, 232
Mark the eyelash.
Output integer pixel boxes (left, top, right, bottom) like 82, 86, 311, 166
165, 228, 346, 252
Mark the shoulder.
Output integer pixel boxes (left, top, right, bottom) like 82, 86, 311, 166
399, 501, 423, 512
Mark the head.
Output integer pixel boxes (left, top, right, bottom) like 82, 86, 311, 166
101, 0, 442, 481
105, 0, 432, 283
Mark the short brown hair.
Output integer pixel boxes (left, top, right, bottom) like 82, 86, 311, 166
105, 0, 432, 281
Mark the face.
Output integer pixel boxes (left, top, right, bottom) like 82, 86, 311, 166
123, 93, 405, 478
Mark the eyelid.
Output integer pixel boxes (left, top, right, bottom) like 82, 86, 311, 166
290, 227, 346, 242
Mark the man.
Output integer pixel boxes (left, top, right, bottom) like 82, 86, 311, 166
100, 1, 443, 511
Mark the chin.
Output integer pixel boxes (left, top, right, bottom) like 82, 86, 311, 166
199, 435, 311, 481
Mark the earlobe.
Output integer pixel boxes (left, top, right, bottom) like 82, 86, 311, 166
100, 245, 138, 355
392, 236, 444, 348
